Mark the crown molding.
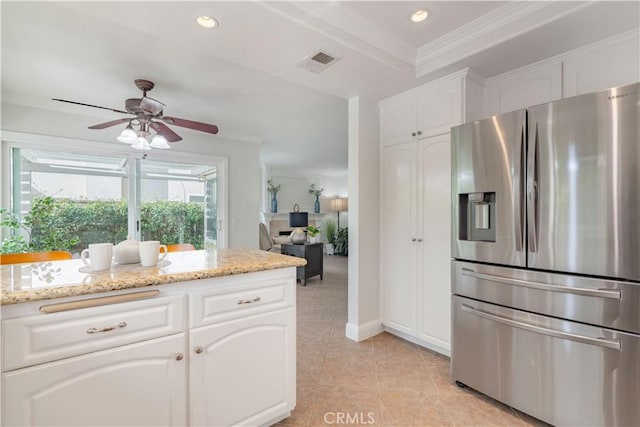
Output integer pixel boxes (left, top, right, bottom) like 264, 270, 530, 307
415, 1, 592, 78
258, 1, 414, 76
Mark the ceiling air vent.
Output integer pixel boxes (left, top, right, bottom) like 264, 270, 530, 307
297, 50, 341, 73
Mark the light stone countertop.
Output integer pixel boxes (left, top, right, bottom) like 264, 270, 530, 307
0, 248, 306, 305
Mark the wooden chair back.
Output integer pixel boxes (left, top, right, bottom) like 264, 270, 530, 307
166, 243, 196, 252
0, 251, 73, 265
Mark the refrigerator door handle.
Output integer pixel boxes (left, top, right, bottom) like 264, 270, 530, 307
527, 121, 539, 253
514, 121, 525, 252
461, 269, 622, 299
460, 304, 621, 350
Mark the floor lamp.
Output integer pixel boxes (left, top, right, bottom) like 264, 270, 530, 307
330, 197, 348, 229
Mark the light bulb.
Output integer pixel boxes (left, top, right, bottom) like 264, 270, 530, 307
196, 16, 218, 29
132, 136, 152, 151
117, 125, 137, 144
150, 134, 170, 149
411, 10, 429, 23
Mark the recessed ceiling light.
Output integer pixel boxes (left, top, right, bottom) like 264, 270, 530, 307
196, 16, 218, 29
411, 10, 429, 23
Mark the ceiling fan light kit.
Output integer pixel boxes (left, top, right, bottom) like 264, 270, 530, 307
53, 79, 219, 152
116, 124, 137, 144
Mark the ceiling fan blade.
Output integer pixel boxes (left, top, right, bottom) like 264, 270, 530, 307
88, 118, 131, 129
161, 116, 219, 134
150, 121, 183, 142
52, 98, 130, 115
140, 96, 165, 115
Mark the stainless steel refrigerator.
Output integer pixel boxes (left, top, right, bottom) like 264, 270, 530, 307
450, 83, 639, 427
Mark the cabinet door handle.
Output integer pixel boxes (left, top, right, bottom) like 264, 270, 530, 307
237, 297, 261, 305
417, 130, 422, 136
416, 237, 423, 242
411, 237, 417, 242
195, 346, 204, 354
176, 353, 184, 361
86, 321, 127, 334
411, 132, 417, 137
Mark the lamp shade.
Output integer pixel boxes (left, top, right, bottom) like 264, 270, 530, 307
330, 198, 348, 212
289, 212, 308, 228
117, 125, 137, 144
150, 134, 170, 149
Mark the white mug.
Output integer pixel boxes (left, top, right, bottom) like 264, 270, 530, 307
81, 243, 113, 271
139, 241, 168, 267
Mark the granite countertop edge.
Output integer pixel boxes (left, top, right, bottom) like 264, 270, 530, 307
1, 249, 307, 306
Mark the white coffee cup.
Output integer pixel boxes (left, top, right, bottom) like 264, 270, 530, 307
81, 243, 113, 271
139, 241, 168, 267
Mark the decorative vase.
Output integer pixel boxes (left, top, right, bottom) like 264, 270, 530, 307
271, 194, 278, 213
314, 196, 320, 213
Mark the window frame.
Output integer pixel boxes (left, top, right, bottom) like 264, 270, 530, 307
0, 131, 228, 249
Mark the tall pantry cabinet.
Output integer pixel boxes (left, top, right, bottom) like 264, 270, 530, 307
379, 69, 483, 355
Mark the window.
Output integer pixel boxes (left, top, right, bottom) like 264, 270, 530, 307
138, 159, 217, 249
2, 139, 226, 255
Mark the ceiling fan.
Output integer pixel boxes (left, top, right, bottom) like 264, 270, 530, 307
53, 79, 219, 150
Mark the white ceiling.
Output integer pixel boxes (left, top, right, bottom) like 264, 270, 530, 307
2, 1, 638, 176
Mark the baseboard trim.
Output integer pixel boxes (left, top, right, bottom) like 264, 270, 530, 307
345, 320, 384, 342
383, 325, 451, 357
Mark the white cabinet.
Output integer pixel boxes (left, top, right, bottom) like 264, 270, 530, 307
381, 142, 418, 335
3, 334, 187, 426
380, 134, 452, 354
562, 29, 640, 97
483, 29, 640, 116
1, 269, 297, 427
380, 69, 483, 147
190, 308, 295, 427
483, 60, 562, 116
416, 135, 451, 350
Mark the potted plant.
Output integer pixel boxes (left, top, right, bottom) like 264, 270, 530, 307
334, 226, 348, 256
267, 179, 281, 213
308, 183, 323, 214
305, 225, 320, 244
323, 218, 336, 255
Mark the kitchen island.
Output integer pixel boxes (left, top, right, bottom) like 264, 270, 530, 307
1, 249, 305, 427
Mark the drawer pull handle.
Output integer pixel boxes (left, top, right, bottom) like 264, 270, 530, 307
176, 353, 184, 361
86, 321, 127, 334
237, 297, 261, 305
195, 346, 204, 354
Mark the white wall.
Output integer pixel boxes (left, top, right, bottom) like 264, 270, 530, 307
261, 167, 349, 227
1, 102, 260, 249
346, 96, 381, 342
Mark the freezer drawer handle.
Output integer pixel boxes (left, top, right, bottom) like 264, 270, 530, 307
461, 269, 621, 300
461, 304, 621, 350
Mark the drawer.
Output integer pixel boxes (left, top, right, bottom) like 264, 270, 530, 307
2, 294, 184, 371
190, 278, 294, 327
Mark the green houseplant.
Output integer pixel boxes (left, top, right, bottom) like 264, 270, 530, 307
334, 227, 348, 256
304, 225, 320, 243
323, 219, 336, 255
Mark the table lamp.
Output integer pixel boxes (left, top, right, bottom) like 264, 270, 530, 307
289, 204, 308, 244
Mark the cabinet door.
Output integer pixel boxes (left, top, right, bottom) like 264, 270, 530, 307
562, 31, 640, 97
484, 61, 562, 116
416, 78, 462, 138
2, 334, 187, 427
380, 91, 417, 146
381, 142, 418, 335
417, 135, 452, 353
190, 308, 295, 427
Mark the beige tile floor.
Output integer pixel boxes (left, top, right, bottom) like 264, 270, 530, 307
276, 255, 549, 427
